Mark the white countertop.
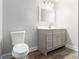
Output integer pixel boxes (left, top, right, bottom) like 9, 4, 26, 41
37, 26, 66, 30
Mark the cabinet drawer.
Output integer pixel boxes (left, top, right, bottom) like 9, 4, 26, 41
46, 31, 52, 50
47, 31, 52, 41
47, 41, 52, 50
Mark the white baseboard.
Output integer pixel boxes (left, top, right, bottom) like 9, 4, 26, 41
2, 46, 38, 59
66, 44, 78, 52
2, 53, 12, 59
29, 46, 38, 52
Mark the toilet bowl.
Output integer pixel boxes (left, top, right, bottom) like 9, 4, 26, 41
11, 31, 29, 59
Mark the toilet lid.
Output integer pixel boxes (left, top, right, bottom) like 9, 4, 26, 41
13, 43, 29, 54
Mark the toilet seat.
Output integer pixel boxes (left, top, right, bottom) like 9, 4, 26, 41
12, 43, 29, 58
13, 43, 29, 53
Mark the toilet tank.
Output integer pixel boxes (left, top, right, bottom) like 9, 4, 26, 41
11, 31, 26, 45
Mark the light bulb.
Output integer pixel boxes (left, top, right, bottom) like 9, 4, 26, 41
51, 3, 54, 7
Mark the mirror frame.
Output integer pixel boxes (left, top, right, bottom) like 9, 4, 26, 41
38, 6, 56, 26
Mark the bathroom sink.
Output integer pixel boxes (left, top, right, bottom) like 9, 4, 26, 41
37, 26, 66, 30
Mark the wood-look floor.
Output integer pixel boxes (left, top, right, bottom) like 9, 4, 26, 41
10, 47, 78, 59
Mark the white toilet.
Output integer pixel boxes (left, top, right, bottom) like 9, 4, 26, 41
11, 31, 29, 59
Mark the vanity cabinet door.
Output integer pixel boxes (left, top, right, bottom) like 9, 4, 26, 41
52, 30, 66, 48
59, 30, 66, 45
46, 31, 53, 51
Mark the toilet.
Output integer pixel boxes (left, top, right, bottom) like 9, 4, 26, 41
11, 31, 29, 59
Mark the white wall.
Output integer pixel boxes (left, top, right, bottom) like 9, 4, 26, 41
0, 0, 2, 57
3, 0, 39, 54
56, 0, 78, 50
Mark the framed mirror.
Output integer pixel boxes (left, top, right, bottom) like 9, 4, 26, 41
38, 4, 56, 27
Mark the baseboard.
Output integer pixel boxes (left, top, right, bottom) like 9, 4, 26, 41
66, 44, 78, 52
2, 46, 38, 59
29, 46, 38, 52
2, 53, 12, 59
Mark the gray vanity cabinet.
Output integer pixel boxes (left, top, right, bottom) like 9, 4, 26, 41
38, 29, 66, 55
